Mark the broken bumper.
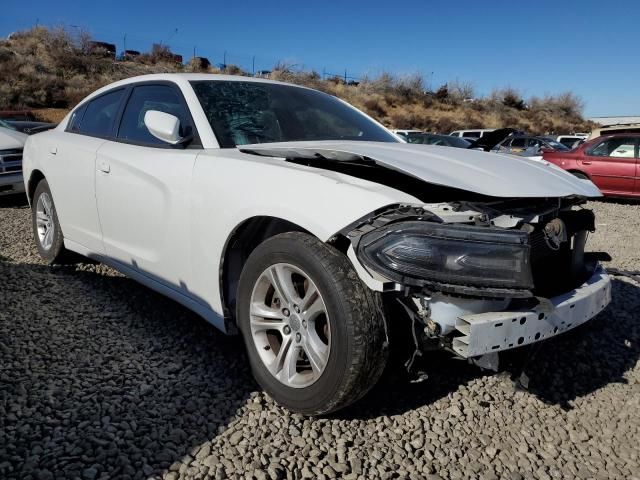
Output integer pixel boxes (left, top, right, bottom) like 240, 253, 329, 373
452, 265, 611, 358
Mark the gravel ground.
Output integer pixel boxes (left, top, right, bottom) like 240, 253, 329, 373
1, 197, 639, 480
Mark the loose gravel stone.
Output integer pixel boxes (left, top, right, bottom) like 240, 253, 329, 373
1, 197, 640, 479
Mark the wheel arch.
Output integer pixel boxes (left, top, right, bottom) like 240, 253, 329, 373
219, 215, 351, 326
27, 169, 46, 204
567, 169, 590, 180
220, 216, 309, 325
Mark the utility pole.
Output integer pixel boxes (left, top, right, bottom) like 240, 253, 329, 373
252, 55, 255, 75
193, 46, 196, 60
123, 34, 127, 54
223, 50, 227, 67
344, 69, 347, 83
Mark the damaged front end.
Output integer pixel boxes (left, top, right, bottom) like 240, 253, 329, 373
344, 198, 612, 364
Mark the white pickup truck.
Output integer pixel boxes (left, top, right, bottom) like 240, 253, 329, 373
0, 121, 27, 196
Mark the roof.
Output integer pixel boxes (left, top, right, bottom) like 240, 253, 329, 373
83, 73, 308, 104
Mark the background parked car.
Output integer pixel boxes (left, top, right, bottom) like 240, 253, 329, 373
389, 129, 423, 139
543, 134, 640, 198
6, 120, 57, 135
0, 122, 27, 196
449, 128, 495, 140
466, 128, 522, 152
492, 135, 570, 156
557, 134, 588, 149
0, 110, 37, 121
404, 132, 472, 148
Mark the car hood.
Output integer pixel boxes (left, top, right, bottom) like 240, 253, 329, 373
239, 140, 601, 198
0, 127, 28, 149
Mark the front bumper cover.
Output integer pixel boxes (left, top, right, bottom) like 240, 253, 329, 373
0, 173, 25, 196
452, 265, 611, 358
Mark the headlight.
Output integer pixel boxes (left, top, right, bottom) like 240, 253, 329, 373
357, 221, 533, 289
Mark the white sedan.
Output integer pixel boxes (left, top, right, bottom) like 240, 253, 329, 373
23, 74, 611, 414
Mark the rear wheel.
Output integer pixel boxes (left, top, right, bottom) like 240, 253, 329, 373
31, 179, 70, 264
237, 232, 388, 415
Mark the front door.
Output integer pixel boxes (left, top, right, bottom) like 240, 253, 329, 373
95, 83, 200, 290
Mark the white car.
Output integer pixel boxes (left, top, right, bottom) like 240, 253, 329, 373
0, 121, 28, 196
23, 74, 612, 414
556, 134, 588, 149
449, 128, 495, 139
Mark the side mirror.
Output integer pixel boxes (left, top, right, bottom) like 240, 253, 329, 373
144, 110, 190, 145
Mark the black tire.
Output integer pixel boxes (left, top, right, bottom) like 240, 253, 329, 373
237, 232, 388, 415
31, 179, 70, 264
570, 171, 589, 180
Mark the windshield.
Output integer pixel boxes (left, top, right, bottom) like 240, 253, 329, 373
190, 81, 399, 147
544, 139, 570, 151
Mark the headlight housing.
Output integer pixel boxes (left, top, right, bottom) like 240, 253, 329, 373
357, 221, 533, 289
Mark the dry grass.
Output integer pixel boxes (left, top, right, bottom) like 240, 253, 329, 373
32, 108, 69, 123
1, 27, 593, 134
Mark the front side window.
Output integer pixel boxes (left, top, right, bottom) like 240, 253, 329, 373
589, 137, 638, 158
118, 85, 193, 145
462, 131, 478, 138
77, 89, 124, 137
190, 81, 399, 148
66, 104, 86, 132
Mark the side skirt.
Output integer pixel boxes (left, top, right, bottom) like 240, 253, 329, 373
64, 239, 228, 333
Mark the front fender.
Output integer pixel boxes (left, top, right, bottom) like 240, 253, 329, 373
188, 149, 421, 316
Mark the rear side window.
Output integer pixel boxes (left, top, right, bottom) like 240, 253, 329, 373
117, 84, 193, 145
462, 131, 478, 138
589, 137, 638, 158
510, 138, 526, 148
77, 89, 124, 137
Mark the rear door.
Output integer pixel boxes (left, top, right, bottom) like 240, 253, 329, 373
580, 136, 638, 195
45, 88, 125, 253
95, 82, 200, 288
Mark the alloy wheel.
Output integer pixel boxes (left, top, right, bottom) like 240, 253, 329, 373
249, 263, 331, 388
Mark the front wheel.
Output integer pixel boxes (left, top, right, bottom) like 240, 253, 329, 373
237, 232, 388, 415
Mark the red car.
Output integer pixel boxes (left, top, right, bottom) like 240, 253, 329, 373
543, 134, 640, 198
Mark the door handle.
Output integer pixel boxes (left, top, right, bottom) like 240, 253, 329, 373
97, 160, 110, 173
49, 147, 57, 155
582, 161, 592, 165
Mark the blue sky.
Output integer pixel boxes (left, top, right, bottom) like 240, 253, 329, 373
2, 0, 638, 116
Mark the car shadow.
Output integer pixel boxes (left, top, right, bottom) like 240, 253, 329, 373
0, 259, 255, 480
2, 256, 638, 477
0, 193, 29, 208
500, 277, 639, 410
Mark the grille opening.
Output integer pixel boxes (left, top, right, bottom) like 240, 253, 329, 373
0, 149, 23, 176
